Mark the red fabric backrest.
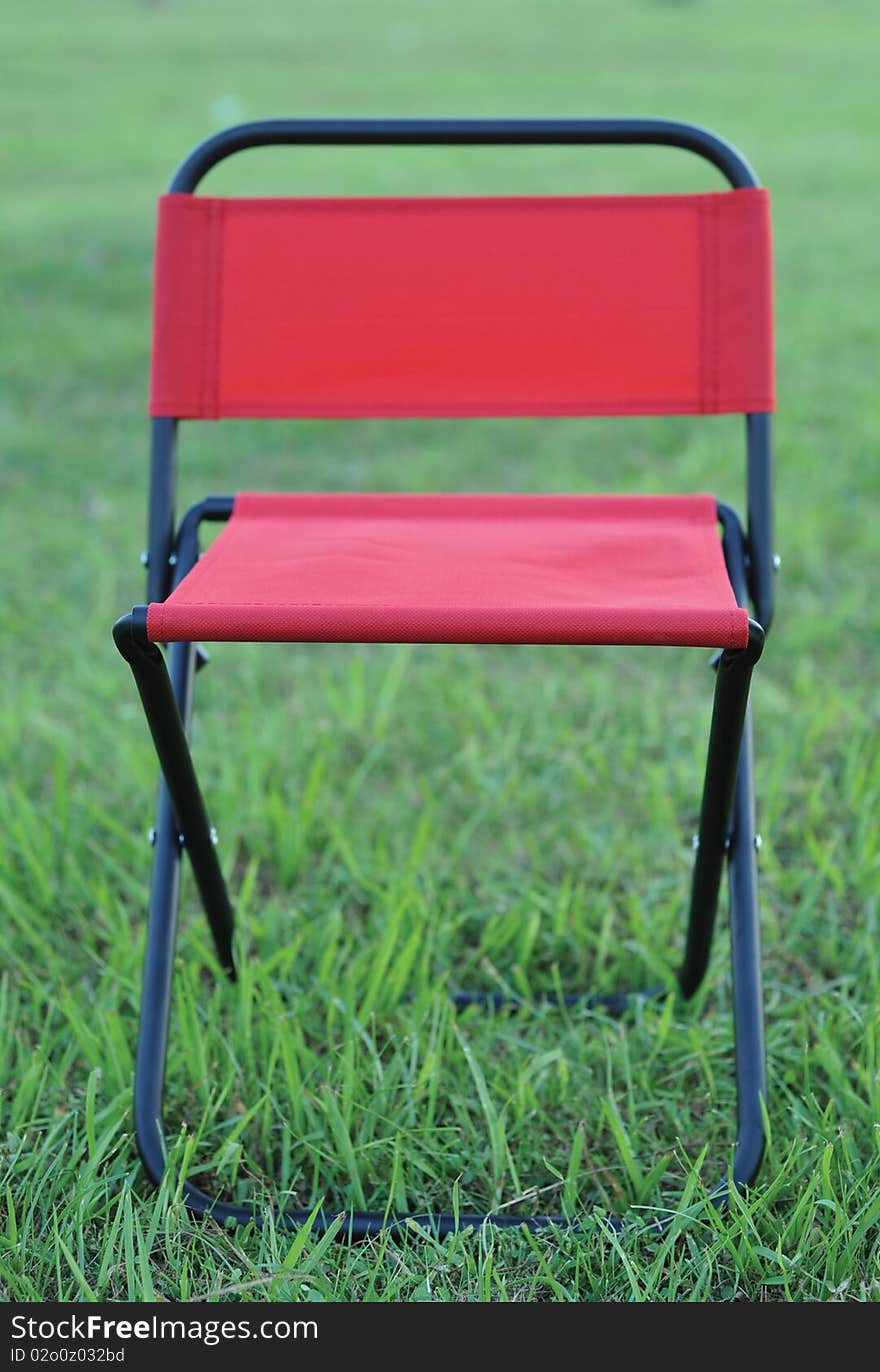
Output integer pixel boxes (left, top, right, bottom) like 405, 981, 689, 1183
150, 190, 773, 419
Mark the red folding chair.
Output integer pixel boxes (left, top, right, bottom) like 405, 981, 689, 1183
114, 118, 776, 1235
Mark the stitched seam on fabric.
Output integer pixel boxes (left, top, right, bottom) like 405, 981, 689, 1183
193, 199, 210, 419
153, 600, 746, 613
699, 196, 717, 415
193, 201, 210, 419
697, 198, 708, 415
727, 192, 772, 411
214, 199, 227, 420
763, 194, 776, 403
149, 203, 164, 414
149, 396, 773, 417
710, 195, 721, 413
205, 201, 224, 420
180, 191, 764, 214
233, 496, 717, 518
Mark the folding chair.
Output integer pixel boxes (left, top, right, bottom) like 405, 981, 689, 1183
114, 118, 776, 1236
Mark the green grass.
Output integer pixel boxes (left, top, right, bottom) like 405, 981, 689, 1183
1, 0, 879, 1302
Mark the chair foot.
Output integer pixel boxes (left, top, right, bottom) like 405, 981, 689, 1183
136, 973, 747, 1242
450, 985, 666, 1015
151, 1168, 646, 1237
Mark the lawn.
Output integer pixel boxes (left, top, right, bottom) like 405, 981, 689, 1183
1, 0, 878, 1302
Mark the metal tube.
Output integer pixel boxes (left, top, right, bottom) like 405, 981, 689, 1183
146, 418, 177, 605
728, 706, 767, 1188
114, 612, 236, 979
679, 619, 764, 999
746, 412, 776, 632
168, 116, 759, 194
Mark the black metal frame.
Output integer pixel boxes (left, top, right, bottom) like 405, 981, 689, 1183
118, 118, 776, 1237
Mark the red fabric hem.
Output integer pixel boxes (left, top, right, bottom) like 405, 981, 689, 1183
147, 601, 748, 649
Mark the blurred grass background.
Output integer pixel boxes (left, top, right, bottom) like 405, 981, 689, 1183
0, 0, 878, 1301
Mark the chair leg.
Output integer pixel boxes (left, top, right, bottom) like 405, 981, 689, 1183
134, 732, 188, 1190
113, 619, 235, 1200
727, 705, 767, 1189
114, 613, 235, 978
679, 622, 764, 999
678, 618, 768, 1200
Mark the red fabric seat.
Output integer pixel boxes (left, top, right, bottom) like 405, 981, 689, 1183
147, 492, 748, 649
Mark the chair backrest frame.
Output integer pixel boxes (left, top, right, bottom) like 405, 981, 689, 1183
145, 118, 775, 630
